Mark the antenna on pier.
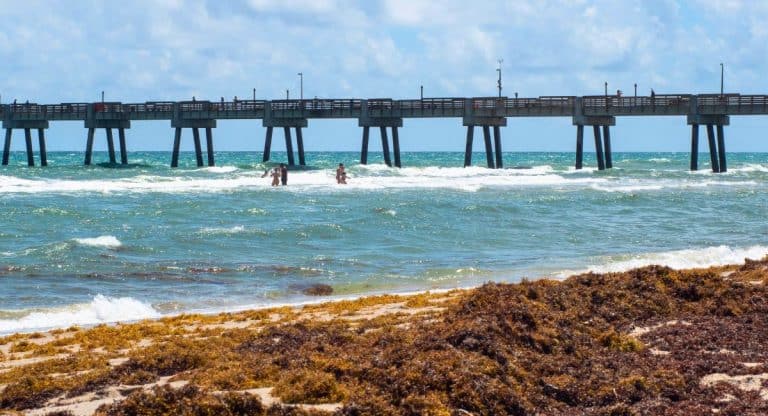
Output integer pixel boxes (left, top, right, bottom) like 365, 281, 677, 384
496, 59, 503, 98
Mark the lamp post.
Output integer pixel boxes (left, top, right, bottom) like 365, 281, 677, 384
297, 72, 303, 100
496, 58, 503, 98
286, 89, 289, 100
101, 91, 104, 103
634, 83, 637, 97
604, 82, 607, 97
420, 85, 423, 100
720, 63, 724, 96
253, 88, 256, 101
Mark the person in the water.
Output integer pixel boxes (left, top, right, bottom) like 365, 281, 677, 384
280, 163, 288, 186
336, 163, 347, 184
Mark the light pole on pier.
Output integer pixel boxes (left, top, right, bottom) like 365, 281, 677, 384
286, 89, 289, 100
604, 82, 607, 97
720, 63, 724, 96
297, 72, 303, 100
420, 85, 423, 100
101, 91, 104, 103
634, 83, 637, 97
496, 58, 503, 98
253, 88, 256, 101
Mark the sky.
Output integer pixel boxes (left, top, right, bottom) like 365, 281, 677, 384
1, 0, 768, 153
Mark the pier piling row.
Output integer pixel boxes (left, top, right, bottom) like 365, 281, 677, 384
0, 94, 762, 171
2, 119, 49, 166
359, 117, 402, 167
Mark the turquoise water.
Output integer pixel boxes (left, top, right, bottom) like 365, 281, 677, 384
1, 151, 767, 333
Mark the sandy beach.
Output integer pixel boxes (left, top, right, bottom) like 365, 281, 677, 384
2, 258, 768, 415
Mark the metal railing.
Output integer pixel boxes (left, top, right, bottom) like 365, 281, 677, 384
3, 95, 768, 120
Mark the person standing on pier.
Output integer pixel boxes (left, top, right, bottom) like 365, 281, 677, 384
280, 163, 288, 186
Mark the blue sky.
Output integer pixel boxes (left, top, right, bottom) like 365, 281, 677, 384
1, 0, 768, 153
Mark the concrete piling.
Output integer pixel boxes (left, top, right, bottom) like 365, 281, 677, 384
593, 125, 605, 171
575, 125, 584, 170
690, 124, 699, 171
118, 128, 127, 165
482, 125, 494, 169
361, 126, 370, 164
263, 126, 273, 162
296, 127, 306, 166
24, 128, 34, 167
464, 126, 474, 167
38, 128, 47, 167
706, 124, 719, 173
493, 125, 503, 169
380, 126, 392, 167
206, 127, 215, 167
284, 127, 295, 166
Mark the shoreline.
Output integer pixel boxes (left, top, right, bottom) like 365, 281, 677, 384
2, 257, 768, 414
6, 243, 768, 337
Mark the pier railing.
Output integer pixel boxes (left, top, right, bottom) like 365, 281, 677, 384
4, 94, 768, 121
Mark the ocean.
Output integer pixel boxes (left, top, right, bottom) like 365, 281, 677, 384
1, 151, 767, 334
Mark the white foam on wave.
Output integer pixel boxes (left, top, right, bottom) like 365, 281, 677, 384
0, 295, 160, 334
201, 165, 238, 173
199, 225, 246, 235
73, 235, 122, 249
555, 245, 768, 278
0, 166, 608, 194
726, 164, 768, 173
4, 162, 761, 195
589, 178, 758, 193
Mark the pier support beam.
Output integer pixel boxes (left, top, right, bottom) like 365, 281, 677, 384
169, 119, 216, 168
464, 126, 474, 167
83, 120, 131, 166
706, 124, 719, 173
261, 118, 307, 166
482, 126, 494, 169
361, 126, 369, 164
690, 124, 699, 171
716, 124, 726, 173
206, 127, 214, 167
85, 128, 95, 166
2, 129, 10, 166
24, 129, 34, 167
593, 125, 605, 171
358, 117, 403, 167
493, 125, 503, 169
38, 129, 47, 167
263, 127, 273, 162
392, 126, 401, 168
575, 125, 584, 170
106, 128, 116, 164
118, 128, 127, 165
2, 120, 50, 166
284, 127, 295, 166
462, 116, 505, 169
687, 115, 729, 173
602, 125, 612, 169
380, 126, 392, 167
171, 128, 181, 168
192, 128, 204, 167
296, 127, 306, 166
572, 115, 615, 170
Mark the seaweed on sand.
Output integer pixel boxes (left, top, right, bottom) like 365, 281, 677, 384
3, 258, 768, 415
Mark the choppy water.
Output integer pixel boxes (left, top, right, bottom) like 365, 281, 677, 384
1, 151, 767, 334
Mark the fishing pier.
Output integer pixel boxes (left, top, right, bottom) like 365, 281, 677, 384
2, 93, 767, 172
